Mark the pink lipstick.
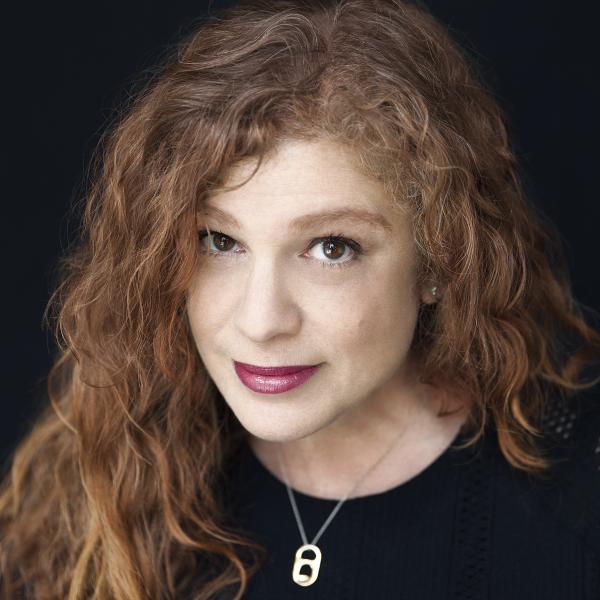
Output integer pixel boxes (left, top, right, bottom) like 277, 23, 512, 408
233, 360, 322, 394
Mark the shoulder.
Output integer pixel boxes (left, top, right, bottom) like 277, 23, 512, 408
528, 382, 600, 555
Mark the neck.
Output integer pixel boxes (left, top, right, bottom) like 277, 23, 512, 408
247, 380, 469, 500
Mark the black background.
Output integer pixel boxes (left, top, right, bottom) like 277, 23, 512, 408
3, 1, 597, 466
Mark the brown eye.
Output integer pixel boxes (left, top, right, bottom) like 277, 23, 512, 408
213, 233, 236, 252
322, 239, 346, 260
197, 228, 363, 271
198, 230, 238, 253
306, 235, 360, 266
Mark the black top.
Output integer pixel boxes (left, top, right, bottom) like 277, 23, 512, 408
216, 387, 600, 599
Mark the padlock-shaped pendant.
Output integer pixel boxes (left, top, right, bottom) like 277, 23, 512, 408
292, 543, 322, 586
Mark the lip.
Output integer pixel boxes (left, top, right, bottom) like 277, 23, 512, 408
233, 360, 322, 394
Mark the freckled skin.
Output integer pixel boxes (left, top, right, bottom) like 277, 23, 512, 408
185, 138, 467, 499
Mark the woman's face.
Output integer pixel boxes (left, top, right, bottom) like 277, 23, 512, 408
186, 138, 432, 442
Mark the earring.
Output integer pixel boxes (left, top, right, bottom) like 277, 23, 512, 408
431, 286, 438, 298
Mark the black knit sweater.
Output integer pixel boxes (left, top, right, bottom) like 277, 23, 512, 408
214, 387, 600, 599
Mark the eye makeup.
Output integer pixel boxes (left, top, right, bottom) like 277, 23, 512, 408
197, 228, 365, 270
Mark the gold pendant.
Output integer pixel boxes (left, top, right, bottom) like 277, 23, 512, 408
292, 543, 322, 586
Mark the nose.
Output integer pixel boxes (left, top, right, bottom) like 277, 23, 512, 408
233, 257, 302, 343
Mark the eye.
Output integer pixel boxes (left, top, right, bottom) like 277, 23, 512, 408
304, 235, 363, 269
198, 230, 242, 255
197, 229, 364, 270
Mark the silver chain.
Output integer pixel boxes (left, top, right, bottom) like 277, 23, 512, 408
276, 429, 408, 547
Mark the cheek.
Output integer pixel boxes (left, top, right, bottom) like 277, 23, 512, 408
345, 262, 420, 354
360, 295, 418, 346
319, 283, 418, 356
185, 274, 233, 342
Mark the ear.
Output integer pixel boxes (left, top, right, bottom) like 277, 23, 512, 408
420, 282, 441, 305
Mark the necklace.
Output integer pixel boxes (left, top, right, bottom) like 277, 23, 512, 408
276, 429, 409, 587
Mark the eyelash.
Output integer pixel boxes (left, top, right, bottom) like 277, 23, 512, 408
197, 229, 364, 270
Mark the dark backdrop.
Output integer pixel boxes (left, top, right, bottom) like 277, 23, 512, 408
3, 1, 596, 466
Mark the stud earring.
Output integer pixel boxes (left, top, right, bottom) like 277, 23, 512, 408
431, 286, 438, 298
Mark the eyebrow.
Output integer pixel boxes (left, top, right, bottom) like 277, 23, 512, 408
199, 205, 394, 234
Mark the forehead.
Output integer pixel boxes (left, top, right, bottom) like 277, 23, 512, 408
215, 139, 379, 197
201, 139, 405, 233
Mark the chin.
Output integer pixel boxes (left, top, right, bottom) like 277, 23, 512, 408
245, 423, 307, 444
261, 411, 345, 444
239, 414, 318, 443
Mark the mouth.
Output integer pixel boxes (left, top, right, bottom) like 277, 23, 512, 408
233, 360, 322, 394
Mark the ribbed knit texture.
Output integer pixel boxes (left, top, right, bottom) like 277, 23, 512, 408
213, 386, 600, 599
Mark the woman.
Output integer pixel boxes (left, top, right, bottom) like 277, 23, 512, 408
1, 0, 599, 598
